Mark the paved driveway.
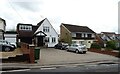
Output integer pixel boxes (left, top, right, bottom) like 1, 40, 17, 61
38, 48, 118, 65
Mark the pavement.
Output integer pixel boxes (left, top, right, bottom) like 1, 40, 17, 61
0, 48, 119, 70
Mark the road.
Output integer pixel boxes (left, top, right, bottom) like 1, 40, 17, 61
1, 48, 119, 74
2, 63, 119, 74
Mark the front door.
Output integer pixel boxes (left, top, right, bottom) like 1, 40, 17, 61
37, 36, 44, 46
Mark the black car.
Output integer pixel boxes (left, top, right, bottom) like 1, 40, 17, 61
54, 43, 68, 50
54, 43, 62, 49
0, 40, 16, 52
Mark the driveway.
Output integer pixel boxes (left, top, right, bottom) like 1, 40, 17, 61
38, 48, 118, 65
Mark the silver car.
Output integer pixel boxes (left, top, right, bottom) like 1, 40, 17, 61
66, 44, 87, 54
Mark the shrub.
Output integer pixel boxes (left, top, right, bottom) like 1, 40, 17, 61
114, 47, 120, 51
91, 43, 101, 49
106, 40, 117, 50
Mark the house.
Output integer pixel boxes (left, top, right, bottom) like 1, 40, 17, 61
34, 18, 58, 47
96, 32, 120, 47
17, 23, 34, 44
60, 23, 96, 48
17, 23, 47, 47
4, 31, 17, 46
0, 18, 6, 40
17, 18, 58, 47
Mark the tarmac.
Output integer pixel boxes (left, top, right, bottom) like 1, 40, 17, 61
0, 48, 119, 71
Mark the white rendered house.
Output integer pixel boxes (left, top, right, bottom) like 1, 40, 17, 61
35, 18, 58, 47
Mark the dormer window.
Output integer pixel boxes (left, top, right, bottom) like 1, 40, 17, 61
19, 25, 32, 31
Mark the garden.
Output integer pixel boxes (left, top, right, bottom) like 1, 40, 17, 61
89, 40, 120, 58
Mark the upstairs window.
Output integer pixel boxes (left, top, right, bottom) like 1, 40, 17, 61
76, 33, 82, 38
19, 25, 32, 31
43, 26, 49, 32
87, 34, 92, 38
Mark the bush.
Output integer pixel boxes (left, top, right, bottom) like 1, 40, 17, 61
114, 47, 120, 51
91, 43, 101, 49
106, 40, 117, 50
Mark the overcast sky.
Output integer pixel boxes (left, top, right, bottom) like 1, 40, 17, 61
0, 0, 119, 34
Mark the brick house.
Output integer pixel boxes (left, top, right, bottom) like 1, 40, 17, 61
96, 32, 120, 47
60, 23, 96, 48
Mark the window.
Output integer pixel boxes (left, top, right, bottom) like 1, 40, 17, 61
76, 33, 82, 38
19, 25, 32, 31
84, 34, 86, 37
43, 26, 49, 32
52, 37, 56, 43
87, 34, 92, 38
79, 41, 84, 44
72, 41, 76, 44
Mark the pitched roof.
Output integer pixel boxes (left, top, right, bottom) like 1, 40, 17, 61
116, 34, 120, 36
37, 18, 46, 26
33, 18, 46, 33
0, 17, 6, 26
32, 25, 38, 33
101, 32, 116, 37
101, 32, 116, 35
62, 23, 95, 33
5, 31, 17, 34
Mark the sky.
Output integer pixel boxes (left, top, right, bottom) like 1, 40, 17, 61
0, 0, 119, 34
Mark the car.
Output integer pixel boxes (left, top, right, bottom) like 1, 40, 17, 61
66, 44, 87, 54
54, 43, 69, 50
0, 40, 16, 52
54, 43, 62, 49
61, 43, 69, 50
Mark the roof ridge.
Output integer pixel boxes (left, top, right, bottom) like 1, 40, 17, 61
62, 23, 87, 27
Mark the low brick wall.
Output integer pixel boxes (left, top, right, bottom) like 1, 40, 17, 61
20, 42, 35, 63
88, 48, 119, 58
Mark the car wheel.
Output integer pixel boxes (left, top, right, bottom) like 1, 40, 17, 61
83, 51, 86, 54
75, 49, 79, 54
4, 47, 10, 52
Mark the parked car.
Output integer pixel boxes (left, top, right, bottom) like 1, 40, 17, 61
54, 43, 69, 50
61, 43, 69, 50
66, 44, 87, 54
0, 40, 16, 52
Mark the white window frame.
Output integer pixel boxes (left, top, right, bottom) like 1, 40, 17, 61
19, 25, 32, 31
43, 26, 50, 32
52, 37, 56, 43
82, 33, 84, 37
